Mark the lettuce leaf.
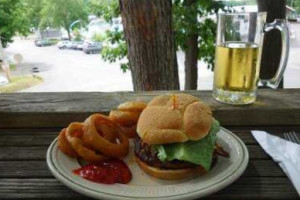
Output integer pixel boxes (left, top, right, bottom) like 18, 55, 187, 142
155, 119, 220, 171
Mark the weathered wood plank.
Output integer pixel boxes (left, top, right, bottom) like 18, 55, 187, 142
0, 131, 261, 146
0, 160, 284, 178
1, 125, 299, 135
1, 127, 300, 146
0, 177, 298, 200
0, 129, 299, 149
0, 144, 269, 160
227, 126, 300, 135
0, 134, 57, 146
243, 160, 284, 177
0, 147, 48, 160
0, 161, 51, 178
206, 177, 299, 199
0, 179, 88, 200
0, 129, 60, 135
0, 89, 299, 128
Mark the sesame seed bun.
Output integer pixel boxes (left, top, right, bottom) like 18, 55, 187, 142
137, 93, 213, 145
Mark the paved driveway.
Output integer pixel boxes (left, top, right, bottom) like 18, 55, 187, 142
3, 23, 300, 92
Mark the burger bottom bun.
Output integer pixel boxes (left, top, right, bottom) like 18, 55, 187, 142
135, 156, 207, 180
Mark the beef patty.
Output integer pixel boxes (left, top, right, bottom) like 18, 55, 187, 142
134, 136, 198, 169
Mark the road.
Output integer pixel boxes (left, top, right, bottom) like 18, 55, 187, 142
4, 39, 213, 92
5, 39, 134, 92
285, 22, 300, 88
3, 22, 300, 92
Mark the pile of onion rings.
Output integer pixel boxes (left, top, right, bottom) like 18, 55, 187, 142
109, 101, 147, 138
58, 114, 129, 162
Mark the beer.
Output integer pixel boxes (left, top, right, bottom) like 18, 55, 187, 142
213, 12, 289, 104
213, 42, 262, 104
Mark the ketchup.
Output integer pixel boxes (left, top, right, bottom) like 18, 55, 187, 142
73, 160, 132, 184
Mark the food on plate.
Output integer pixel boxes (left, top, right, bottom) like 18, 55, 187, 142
73, 160, 132, 184
109, 101, 147, 138
214, 142, 230, 157
66, 122, 108, 162
135, 93, 229, 180
57, 114, 129, 162
56, 95, 228, 184
57, 114, 131, 184
57, 128, 79, 158
83, 114, 129, 158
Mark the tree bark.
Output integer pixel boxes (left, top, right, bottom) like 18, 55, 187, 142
66, 28, 71, 41
119, 0, 179, 91
257, 0, 286, 88
184, 34, 198, 90
184, 0, 198, 90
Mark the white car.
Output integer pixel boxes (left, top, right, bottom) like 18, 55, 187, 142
57, 41, 70, 49
290, 28, 296, 40
74, 41, 84, 50
287, 22, 297, 40
0, 76, 9, 86
66, 41, 76, 49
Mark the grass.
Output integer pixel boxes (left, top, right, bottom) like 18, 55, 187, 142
0, 75, 44, 93
0, 64, 16, 72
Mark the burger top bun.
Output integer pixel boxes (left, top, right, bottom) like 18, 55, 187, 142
137, 93, 213, 145
117, 101, 147, 112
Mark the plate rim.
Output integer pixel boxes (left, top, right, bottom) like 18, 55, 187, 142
46, 127, 249, 200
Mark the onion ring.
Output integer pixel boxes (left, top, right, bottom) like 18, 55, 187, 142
57, 128, 79, 157
109, 110, 141, 126
66, 122, 108, 162
95, 123, 117, 142
83, 114, 129, 158
119, 124, 137, 138
117, 101, 147, 112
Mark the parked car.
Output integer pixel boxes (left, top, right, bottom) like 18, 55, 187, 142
57, 41, 70, 49
74, 41, 84, 50
287, 22, 297, 40
65, 41, 77, 49
35, 39, 54, 47
83, 42, 102, 54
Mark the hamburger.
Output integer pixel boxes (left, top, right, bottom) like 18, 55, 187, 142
134, 93, 225, 180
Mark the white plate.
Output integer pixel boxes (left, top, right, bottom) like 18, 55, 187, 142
47, 127, 249, 200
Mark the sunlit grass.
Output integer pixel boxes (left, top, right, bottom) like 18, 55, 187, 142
0, 75, 43, 93
0, 64, 16, 72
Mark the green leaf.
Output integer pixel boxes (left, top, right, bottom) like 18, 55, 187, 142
155, 119, 220, 171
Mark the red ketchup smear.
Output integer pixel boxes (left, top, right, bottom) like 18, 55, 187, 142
73, 160, 132, 184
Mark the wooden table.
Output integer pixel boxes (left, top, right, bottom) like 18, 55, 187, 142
0, 89, 299, 199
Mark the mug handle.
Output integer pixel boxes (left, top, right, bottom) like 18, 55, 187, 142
260, 19, 290, 89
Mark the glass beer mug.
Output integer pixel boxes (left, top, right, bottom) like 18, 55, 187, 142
213, 12, 289, 105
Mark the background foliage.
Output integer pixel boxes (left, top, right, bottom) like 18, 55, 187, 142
88, 0, 119, 22
40, 0, 88, 39
0, 0, 89, 47
0, 0, 30, 47
91, 0, 224, 72
173, 0, 224, 70
287, 0, 300, 12
88, 0, 128, 72
2, 0, 295, 72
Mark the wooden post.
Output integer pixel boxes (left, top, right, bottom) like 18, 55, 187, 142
0, 37, 11, 82
120, 0, 180, 91
184, 0, 198, 90
257, 0, 286, 88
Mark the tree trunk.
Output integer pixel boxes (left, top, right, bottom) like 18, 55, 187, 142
184, 0, 198, 90
0, 38, 11, 82
257, 0, 286, 88
119, 0, 179, 91
66, 28, 71, 41
184, 34, 198, 90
